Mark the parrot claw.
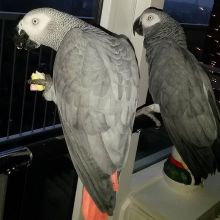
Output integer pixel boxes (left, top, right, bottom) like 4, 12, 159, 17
136, 104, 161, 128
28, 78, 47, 86
28, 71, 52, 92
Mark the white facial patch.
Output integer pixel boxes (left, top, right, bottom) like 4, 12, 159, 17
18, 13, 51, 41
141, 13, 161, 28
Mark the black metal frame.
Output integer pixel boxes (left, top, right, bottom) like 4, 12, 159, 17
0, 147, 32, 220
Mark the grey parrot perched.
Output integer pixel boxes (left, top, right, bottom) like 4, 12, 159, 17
14, 8, 139, 215
133, 7, 220, 183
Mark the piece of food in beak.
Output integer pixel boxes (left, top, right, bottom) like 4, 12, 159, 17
29, 71, 46, 91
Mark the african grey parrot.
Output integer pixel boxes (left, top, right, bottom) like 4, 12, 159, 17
14, 8, 139, 215
133, 7, 220, 182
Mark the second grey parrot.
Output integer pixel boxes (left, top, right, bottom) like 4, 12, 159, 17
14, 8, 139, 215
133, 7, 220, 182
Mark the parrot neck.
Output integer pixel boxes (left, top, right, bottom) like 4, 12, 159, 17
144, 27, 187, 63
51, 16, 106, 51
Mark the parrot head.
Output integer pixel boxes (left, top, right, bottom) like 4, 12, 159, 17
133, 7, 164, 36
133, 7, 185, 46
14, 8, 81, 51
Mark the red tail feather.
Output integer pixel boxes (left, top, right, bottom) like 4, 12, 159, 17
82, 171, 119, 220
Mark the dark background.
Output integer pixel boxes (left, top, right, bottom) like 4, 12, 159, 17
0, 0, 98, 17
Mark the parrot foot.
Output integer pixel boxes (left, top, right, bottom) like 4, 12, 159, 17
28, 71, 52, 91
43, 74, 53, 91
136, 104, 161, 128
28, 71, 55, 102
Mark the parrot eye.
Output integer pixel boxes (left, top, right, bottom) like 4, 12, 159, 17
32, 18, 39, 25
147, 15, 154, 21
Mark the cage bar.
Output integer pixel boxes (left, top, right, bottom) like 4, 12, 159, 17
53, 108, 58, 127
19, 51, 30, 135
0, 20, 5, 82
43, 49, 55, 129
31, 47, 43, 131
6, 46, 17, 138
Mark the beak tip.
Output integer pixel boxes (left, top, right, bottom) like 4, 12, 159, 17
133, 29, 136, 36
133, 17, 143, 36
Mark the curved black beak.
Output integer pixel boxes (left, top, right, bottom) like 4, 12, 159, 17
14, 27, 39, 50
133, 16, 143, 36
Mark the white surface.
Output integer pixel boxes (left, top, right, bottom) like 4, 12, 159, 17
122, 160, 220, 220
163, 171, 201, 193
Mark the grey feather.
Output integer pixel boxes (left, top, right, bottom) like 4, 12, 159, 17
54, 29, 138, 214
150, 39, 218, 178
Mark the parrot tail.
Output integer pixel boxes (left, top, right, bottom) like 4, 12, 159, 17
82, 171, 119, 220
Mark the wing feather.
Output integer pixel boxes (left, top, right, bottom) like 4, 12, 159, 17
149, 39, 220, 179
53, 29, 139, 214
